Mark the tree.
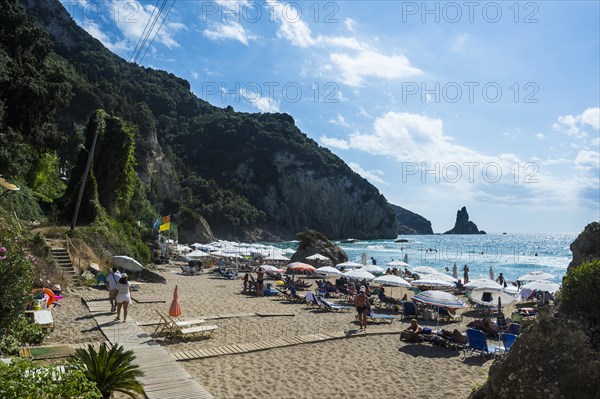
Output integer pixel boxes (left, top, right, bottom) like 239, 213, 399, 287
71, 343, 144, 399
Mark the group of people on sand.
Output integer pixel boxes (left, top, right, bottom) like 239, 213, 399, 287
107, 266, 131, 322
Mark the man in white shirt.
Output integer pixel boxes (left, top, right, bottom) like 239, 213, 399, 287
107, 266, 121, 312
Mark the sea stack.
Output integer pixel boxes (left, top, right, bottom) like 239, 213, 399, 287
444, 206, 486, 234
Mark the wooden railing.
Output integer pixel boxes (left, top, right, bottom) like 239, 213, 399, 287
64, 234, 82, 271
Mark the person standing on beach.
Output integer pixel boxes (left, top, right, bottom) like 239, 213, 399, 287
355, 286, 369, 330
256, 268, 265, 297
107, 266, 121, 312
463, 264, 470, 283
115, 273, 131, 322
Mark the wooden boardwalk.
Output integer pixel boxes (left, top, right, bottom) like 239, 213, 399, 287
83, 299, 213, 399
171, 328, 402, 361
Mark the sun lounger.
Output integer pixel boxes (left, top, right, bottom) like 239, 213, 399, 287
402, 301, 419, 319
366, 307, 394, 324
153, 310, 205, 337
181, 266, 199, 275
438, 307, 463, 322
500, 332, 518, 353
317, 296, 352, 312
31, 310, 54, 331
305, 292, 321, 308
167, 315, 218, 342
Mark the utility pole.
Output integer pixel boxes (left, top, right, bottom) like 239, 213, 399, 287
70, 126, 100, 231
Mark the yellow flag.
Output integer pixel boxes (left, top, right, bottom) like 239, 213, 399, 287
159, 222, 170, 231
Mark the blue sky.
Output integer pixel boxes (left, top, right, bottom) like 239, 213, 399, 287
62, 0, 599, 233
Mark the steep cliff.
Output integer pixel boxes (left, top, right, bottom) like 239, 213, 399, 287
391, 205, 434, 235
568, 222, 600, 270
444, 206, 485, 234
16, 0, 432, 240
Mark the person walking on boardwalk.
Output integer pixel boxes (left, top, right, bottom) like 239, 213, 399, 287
107, 266, 121, 312
115, 273, 131, 322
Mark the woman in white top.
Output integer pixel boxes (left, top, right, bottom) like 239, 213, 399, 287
115, 273, 131, 322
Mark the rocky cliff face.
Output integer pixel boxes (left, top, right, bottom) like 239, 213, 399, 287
444, 206, 485, 234
290, 229, 348, 265
568, 222, 600, 270
391, 205, 433, 235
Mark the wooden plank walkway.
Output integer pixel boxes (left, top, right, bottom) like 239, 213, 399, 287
83, 298, 213, 399
171, 328, 402, 361
136, 311, 288, 327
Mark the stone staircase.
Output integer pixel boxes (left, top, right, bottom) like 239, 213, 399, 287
50, 247, 81, 288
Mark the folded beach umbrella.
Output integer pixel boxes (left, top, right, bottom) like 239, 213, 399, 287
521, 280, 560, 293
316, 266, 342, 276
517, 271, 555, 282
452, 262, 458, 279
489, 266, 494, 281
344, 269, 375, 281
413, 290, 466, 309
373, 275, 411, 288
169, 285, 182, 317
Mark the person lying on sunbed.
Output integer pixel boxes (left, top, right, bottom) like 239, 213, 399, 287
404, 319, 423, 334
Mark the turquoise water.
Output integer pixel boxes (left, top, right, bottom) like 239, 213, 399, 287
275, 233, 576, 285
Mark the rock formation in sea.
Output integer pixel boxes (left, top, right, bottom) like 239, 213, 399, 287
444, 206, 486, 234
290, 229, 348, 265
470, 222, 600, 399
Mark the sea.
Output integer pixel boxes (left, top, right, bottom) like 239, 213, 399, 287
274, 233, 577, 285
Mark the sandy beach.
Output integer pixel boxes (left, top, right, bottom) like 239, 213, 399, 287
45, 265, 495, 398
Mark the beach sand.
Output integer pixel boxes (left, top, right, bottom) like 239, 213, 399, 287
46, 266, 495, 398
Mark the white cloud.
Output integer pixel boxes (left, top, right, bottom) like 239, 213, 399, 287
266, 0, 315, 47
203, 20, 255, 45
81, 20, 130, 52
535, 133, 545, 140
592, 137, 600, 146
328, 114, 352, 128
358, 107, 370, 118
451, 33, 468, 52
239, 88, 280, 112
574, 150, 600, 170
328, 50, 423, 87
348, 162, 388, 185
553, 107, 600, 139
319, 136, 350, 150
191, 71, 199, 79
344, 18, 356, 32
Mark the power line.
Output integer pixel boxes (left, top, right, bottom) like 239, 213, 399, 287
140, 0, 177, 63
130, 0, 168, 64
129, 0, 161, 63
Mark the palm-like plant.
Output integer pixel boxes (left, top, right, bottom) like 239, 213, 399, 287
70, 343, 144, 399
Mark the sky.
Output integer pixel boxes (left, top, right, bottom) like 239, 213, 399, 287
61, 0, 600, 234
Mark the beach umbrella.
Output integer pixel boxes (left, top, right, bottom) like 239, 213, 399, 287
413, 290, 466, 309
470, 287, 516, 306
489, 266, 494, 281
112, 256, 143, 272
412, 266, 438, 274
316, 266, 342, 276
517, 271, 555, 281
386, 260, 409, 268
264, 254, 290, 261
420, 273, 457, 283
169, 285, 182, 317
187, 250, 210, 258
288, 262, 316, 272
403, 254, 409, 264
335, 261, 363, 270
464, 279, 502, 290
306, 254, 329, 261
361, 265, 385, 275
258, 265, 279, 273
496, 296, 507, 333
344, 269, 375, 281
373, 275, 411, 288
521, 280, 560, 293
503, 285, 518, 294
411, 278, 454, 288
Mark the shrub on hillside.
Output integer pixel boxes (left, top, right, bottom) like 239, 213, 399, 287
559, 259, 600, 321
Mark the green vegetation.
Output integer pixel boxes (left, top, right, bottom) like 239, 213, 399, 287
559, 259, 600, 321
71, 343, 144, 399
0, 359, 102, 399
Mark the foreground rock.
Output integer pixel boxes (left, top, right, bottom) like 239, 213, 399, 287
290, 229, 348, 265
444, 206, 486, 234
470, 223, 600, 399
568, 222, 600, 270
177, 207, 215, 245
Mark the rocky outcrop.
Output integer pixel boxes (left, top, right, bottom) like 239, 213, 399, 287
444, 206, 485, 234
290, 229, 348, 265
177, 207, 215, 245
568, 222, 600, 270
391, 204, 433, 234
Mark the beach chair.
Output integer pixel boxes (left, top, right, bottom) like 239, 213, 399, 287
501, 333, 518, 353
438, 307, 463, 322
464, 328, 502, 358
317, 296, 353, 312
167, 315, 218, 342
402, 301, 419, 319
366, 307, 394, 324
506, 322, 521, 336
96, 273, 107, 289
